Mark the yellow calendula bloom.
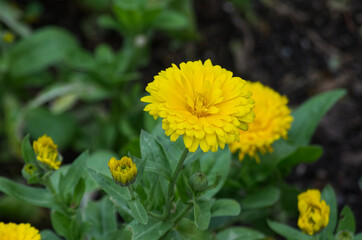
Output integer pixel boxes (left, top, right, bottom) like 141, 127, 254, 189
229, 81, 293, 161
33, 135, 61, 170
141, 60, 255, 152
0, 222, 41, 240
108, 156, 137, 186
298, 189, 330, 235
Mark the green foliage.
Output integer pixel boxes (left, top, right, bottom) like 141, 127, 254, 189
58, 151, 88, 201
84, 197, 118, 239
21, 135, 36, 164
241, 186, 280, 209
216, 227, 265, 240
211, 199, 241, 217
129, 198, 149, 225
321, 184, 338, 238
289, 89, 347, 145
0, 176, 56, 209
88, 169, 132, 216
194, 198, 212, 230
7, 27, 78, 78
129, 219, 174, 240
267, 220, 313, 240
41, 230, 63, 240
336, 206, 356, 234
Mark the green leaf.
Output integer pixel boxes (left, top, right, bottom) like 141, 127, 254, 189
145, 162, 172, 181
216, 227, 265, 240
21, 134, 36, 164
241, 186, 280, 209
194, 198, 212, 230
27, 81, 109, 108
72, 178, 86, 207
336, 206, 356, 234
105, 229, 133, 240
166, 218, 215, 240
100, 197, 117, 235
0, 176, 56, 208
211, 199, 241, 217
355, 233, 362, 240
0, 2, 31, 37
176, 172, 192, 204
41, 229, 62, 240
65, 48, 95, 70
59, 151, 88, 200
201, 147, 231, 197
51, 211, 71, 238
131, 155, 147, 188
87, 169, 132, 217
129, 198, 148, 224
278, 145, 323, 168
24, 107, 77, 149
280, 183, 299, 216
289, 89, 346, 145
154, 10, 188, 30
128, 219, 174, 240
267, 220, 313, 240
84, 196, 117, 239
321, 184, 338, 237
87, 150, 116, 177
8, 27, 78, 78
140, 130, 171, 172
239, 139, 297, 187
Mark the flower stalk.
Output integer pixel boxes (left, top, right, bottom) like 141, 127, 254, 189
163, 148, 188, 219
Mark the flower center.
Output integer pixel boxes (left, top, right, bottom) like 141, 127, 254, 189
117, 164, 131, 173
187, 93, 214, 117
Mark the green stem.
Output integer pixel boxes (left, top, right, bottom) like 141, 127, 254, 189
127, 185, 136, 200
42, 174, 57, 196
148, 211, 164, 220
159, 203, 193, 240
42, 174, 70, 216
163, 148, 188, 219
171, 203, 193, 223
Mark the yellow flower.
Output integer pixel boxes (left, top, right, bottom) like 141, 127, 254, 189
0, 222, 41, 240
108, 156, 137, 186
33, 135, 61, 170
229, 81, 293, 161
297, 189, 330, 235
141, 60, 255, 152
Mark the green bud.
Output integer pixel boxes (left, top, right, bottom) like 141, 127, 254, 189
189, 172, 208, 192
336, 231, 353, 240
22, 163, 40, 184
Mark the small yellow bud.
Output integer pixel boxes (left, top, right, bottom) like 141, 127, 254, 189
33, 135, 61, 170
297, 189, 330, 235
108, 156, 137, 187
3, 32, 15, 43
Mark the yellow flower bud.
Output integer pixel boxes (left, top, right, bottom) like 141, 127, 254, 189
2, 32, 15, 43
297, 189, 330, 235
108, 156, 137, 186
33, 135, 61, 170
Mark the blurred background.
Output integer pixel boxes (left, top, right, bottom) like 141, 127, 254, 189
0, 0, 361, 232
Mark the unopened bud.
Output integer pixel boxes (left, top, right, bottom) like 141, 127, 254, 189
336, 231, 353, 240
189, 172, 208, 192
